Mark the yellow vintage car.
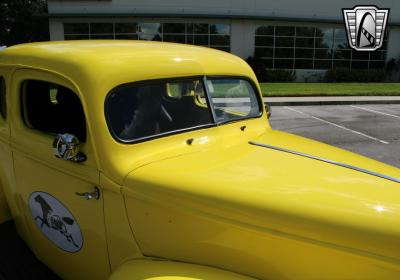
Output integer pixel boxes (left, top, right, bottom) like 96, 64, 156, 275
0, 41, 400, 280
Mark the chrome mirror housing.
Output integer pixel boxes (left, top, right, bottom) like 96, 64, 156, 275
53, 133, 86, 163
265, 104, 272, 119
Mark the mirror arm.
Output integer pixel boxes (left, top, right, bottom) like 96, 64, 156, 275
70, 152, 87, 163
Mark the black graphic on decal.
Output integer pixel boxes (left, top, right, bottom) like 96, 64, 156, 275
34, 194, 79, 248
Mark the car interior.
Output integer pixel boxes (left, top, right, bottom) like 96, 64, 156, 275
21, 80, 87, 142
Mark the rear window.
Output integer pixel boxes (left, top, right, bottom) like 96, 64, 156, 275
105, 77, 261, 143
106, 78, 213, 142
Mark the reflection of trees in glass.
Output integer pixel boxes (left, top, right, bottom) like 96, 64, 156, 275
275, 26, 294, 36
193, 23, 208, 34
138, 23, 161, 34
333, 38, 349, 50
210, 24, 230, 35
275, 48, 294, 58
64, 23, 89, 35
210, 35, 229, 45
163, 35, 186, 43
138, 33, 162, 41
334, 28, 347, 38
91, 23, 113, 34
296, 27, 314, 37
163, 23, 185, 34
315, 28, 333, 49
296, 48, 314, 58
256, 26, 274, 36
295, 37, 314, 48
315, 28, 333, 38
254, 24, 387, 71
115, 23, 137, 34
275, 37, 294, 47
334, 49, 350, 60
314, 49, 332, 59
137, 23, 162, 41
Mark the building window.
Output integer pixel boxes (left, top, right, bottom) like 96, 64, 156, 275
255, 25, 388, 70
64, 22, 231, 51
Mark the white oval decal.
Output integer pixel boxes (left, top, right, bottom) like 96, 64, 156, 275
29, 192, 83, 253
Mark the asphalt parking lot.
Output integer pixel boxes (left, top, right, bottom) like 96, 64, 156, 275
269, 104, 400, 168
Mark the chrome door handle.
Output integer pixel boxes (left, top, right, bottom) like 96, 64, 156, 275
75, 187, 100, 200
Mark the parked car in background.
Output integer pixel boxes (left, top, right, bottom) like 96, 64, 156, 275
0, 41, 399, 279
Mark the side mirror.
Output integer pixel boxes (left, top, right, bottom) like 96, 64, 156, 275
265, 104, 272, 119
53, 133, 87, 163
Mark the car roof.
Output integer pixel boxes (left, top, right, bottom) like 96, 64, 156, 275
0, 41, 255, 94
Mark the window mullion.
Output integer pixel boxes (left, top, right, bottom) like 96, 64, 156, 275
202, 76, 217, 124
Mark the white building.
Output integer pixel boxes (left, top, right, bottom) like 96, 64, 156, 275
47, 0, 400, 80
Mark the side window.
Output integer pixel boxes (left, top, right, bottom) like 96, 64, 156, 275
21, 80, 87, 142
0, 77, 6, 119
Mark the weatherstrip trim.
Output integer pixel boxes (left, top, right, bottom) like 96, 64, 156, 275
249, 141, 400, 184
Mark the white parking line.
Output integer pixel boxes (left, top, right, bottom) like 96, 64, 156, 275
285, 106, 390, 145
350, 105, 400, 119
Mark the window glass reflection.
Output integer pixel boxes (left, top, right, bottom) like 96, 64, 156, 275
163, 35, 186, 43
210, 24, 230, 35
314, 60, 332, 69
315, 37, 333, 48
64, 23, 89, 34
314, 49, 332, 59
275, 26, 295, 36
295, 59, 313, 69
255, 47, 273, 57
295, 48, 314, 58
115, 23, 137, 34
193, 23, 208, 34
138, 33, 162, 41
333, 37, 349, 50
256, 26, 274, 36
274, 59, 294, 69
316, 28, 333, 38
163, 23, 185, 34
334, 28, 347, 38
275, 48, 294, 58
296, 27, 315, 37
255, 36, 274, 46
296, 37, 314, 48
275, 37, 294, 47
255, 24, 387, 70
333, 60, 350, 69
91, 23, 113, 34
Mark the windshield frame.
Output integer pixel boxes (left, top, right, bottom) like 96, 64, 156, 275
104, 75, 263, 144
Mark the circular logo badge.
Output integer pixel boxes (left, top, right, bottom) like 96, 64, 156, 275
29, 192, 83, 253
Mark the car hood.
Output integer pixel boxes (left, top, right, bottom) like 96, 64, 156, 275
123, 129, 400, 269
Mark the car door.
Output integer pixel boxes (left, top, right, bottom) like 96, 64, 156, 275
10, 69, 110, 279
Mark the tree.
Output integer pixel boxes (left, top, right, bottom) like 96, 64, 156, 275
0, 0, 49, 47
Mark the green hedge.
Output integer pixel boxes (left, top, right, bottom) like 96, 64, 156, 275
264, 70, 296, 82
324, 68, 386, 82
246, 57, 296, 82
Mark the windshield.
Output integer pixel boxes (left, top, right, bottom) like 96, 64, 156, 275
105, 77, 261, 142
